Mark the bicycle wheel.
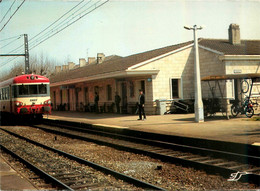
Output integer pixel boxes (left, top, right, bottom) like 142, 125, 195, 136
241, 80, 249, 93
231, 105, 239, 117
245, 106, 254, 118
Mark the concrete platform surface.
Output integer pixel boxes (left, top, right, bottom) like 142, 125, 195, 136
45, 112, 260, 145
0, 156, 37, 190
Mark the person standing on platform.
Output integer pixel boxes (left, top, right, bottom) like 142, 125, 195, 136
94, 92, 99, 113
115, 92, 121, 113
138, 89, 146, 120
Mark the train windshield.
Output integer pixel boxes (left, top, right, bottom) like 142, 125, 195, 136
12, 84, 49, 97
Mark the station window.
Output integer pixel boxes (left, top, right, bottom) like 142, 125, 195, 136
141, 80, 145, 94
129, 81, 134, 97
107, 85, 112, 101
171, 78, 182, 99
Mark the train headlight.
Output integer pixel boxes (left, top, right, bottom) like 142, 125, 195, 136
44, 100, 51, 105
15, 102, 23, 107
30, 75, 35, 80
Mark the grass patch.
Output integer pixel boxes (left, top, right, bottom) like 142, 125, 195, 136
247, 116, 260, 121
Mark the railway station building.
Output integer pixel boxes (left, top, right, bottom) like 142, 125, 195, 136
49, 24, 260, 115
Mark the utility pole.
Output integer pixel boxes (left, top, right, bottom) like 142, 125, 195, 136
184, 25, 204, 123
0, 34, 29, 74
24, 34, 29, 74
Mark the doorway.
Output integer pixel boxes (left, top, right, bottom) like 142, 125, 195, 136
121, 82, 127, 113
67, 89, 70, 111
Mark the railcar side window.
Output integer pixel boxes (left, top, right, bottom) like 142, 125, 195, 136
39, 84, 47, 94
29, 85, 38, 94
3, 88, 7, 100
6, 87, 9, 99
0, 88, 2, 100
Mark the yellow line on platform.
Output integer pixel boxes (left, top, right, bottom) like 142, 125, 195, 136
252, 142, 260, 146
93, 124, 129, 129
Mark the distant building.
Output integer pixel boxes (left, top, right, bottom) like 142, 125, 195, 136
50, 24, 260, 114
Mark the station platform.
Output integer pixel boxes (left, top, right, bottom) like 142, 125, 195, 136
44, 111, 260, 145
0, 156, 37, 190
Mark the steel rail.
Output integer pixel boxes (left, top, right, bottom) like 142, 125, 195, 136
0, 144, 73, 191
41, 120, 260, 166
0, 128, 166, 191
33, 122, 260, 186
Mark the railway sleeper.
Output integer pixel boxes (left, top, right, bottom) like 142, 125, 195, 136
53, 173, 83, 178
246, 167, 260, 173
200, 159, 224, 164
214, 161, 238, 167
64, 179, 97, 186
188, 156, 210, 161
228, 164, 250, 170
70, 183, 100, 190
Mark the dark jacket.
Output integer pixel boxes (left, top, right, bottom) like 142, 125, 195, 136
95, 95, 99, 103
139, 94, 145, 105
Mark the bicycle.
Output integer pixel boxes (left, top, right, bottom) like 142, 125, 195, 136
231, 97, 254, 118
241, 79, 250, 94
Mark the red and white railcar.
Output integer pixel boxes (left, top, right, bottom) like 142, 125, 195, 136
0, 74, 51, 119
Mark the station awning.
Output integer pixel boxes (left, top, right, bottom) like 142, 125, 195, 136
201, 73, 260, 81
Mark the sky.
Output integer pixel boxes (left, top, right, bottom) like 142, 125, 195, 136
0, 0, 260, 76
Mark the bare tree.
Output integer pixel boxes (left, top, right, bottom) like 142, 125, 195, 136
29, 52, 56, 77
0, 53, 58, 81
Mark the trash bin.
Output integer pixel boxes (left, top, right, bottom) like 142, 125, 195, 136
156, 100, 167, 115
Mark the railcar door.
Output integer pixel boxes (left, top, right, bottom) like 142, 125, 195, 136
9, 85, 12, 113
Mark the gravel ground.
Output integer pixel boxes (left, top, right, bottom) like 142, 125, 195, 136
1, 126, 258, 190
1, 130, 139, 190
1, 152, 56, 190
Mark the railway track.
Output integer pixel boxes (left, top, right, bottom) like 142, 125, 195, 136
33, 119, 260, 186
0, 128, 165, 190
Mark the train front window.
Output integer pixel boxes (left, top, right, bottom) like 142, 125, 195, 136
19, 85, 29, 95
16, 84, 49, 97
39, 84, 47, 94
29, 85, 38, 94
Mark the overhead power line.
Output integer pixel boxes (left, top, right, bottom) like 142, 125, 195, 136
0, 0, 17, 24
0, 34, 21, 42
1, 0, 92, 56
0, 0, 26, 32
0, 35, 22, 49
29, 0, 85, 43
0, 0, 110, 69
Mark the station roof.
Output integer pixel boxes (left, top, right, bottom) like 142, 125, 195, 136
199, 39, 260, 55
50, 39, 260, 85
50, 41, 193, 84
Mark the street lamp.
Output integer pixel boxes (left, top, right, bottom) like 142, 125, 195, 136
184, 25, 204, 123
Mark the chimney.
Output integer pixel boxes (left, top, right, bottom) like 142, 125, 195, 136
79, 58, 86, 67
88, 57, 96, 64
97, 53, 105, 64
62, 65, 69, 71
68, 62, 75, 70
55, 66, 61, 73
228, 24, 241, 45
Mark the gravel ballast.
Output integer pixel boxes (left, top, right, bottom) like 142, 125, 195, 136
1, 126, 257, 190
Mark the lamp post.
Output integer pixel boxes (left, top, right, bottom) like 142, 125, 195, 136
184, 25, 204, 122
